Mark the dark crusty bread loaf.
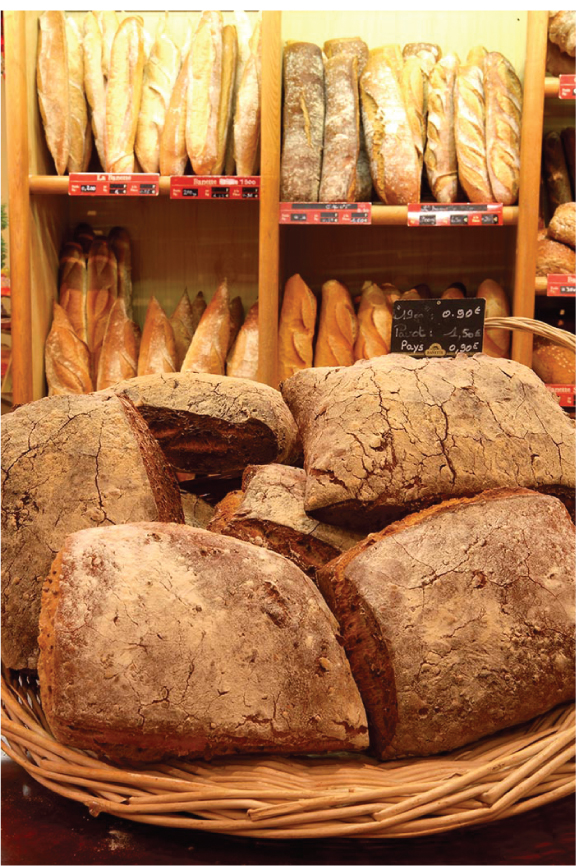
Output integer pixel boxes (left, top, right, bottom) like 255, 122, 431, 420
281, 353, 575, 530
109, 372, 301, 475
38, 522, 369, 762
317, 488, 575, 759
543, 131, 573, 212
280, 43, 325, 202
548, 202, 576, 248
561, 127, 575, 193
1, 393, 183, 671
319, 54, 360, 202
209, 464, 364, 581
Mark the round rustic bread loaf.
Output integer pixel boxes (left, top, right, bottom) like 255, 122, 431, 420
317, 488, 575, 759
281, 353, 575, 530
536, 237, 576, 275
1, 393, 183, 671
532, 336, 575, 385
109, 372, 301, 474
38, 522, 369, 763
548, 202, 576, 249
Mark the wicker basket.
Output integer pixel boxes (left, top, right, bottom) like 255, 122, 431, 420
2, 317, 575, 840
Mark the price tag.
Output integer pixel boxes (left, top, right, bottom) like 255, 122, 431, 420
68, 173, 159, 196
559, 74, 576, 100
390, 298, 486, 357
546, 384, 575, 407
170, 176, 260, 199
279, 202, 372, 225
407, 203, 503, 227
547, 274, 576, 297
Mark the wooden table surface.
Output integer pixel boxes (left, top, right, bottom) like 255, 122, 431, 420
2, 754, 575, 865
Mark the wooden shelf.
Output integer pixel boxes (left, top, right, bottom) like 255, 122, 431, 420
370, 206, 519, 226
544, 77, 560, 98
28, 176, 264, 197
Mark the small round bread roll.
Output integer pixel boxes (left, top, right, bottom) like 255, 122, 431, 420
548, 202, 576, 249
536, 238, 576, 276
532, 336, 575, 385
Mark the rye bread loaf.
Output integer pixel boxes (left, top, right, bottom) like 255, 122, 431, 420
1, 393, 183, 671
317, 488, 575, 759
109, 372, 301, 474
38, 523, 369, 762
209, 464, 364, 581
281, 353, 575, 530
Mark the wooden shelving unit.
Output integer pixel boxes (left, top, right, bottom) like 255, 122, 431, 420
3, 10, 554, 402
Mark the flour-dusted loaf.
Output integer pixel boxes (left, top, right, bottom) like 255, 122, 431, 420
281, 353, 575, 530
82, 12, 107, 170
314, 280, 358, 367
137, 296, 178, 377
45, 302, 93, 396
484, 52, 522, 205
548, 202, 576, 248
1, 393, 183, 671
278, 274, 317, 383
96, 298, 140, 390
65, 17, 91, 173
187, 11, 223, 176
319, 54, 360, 202
455, 64, 494, 203
105, 17, 145, 173
548, 11, 576, 57
181, 280, 230, 375
280, 43, 325, 202
317, 488, 575, 759
110, 372, 301, 475
38, 522, 368, 762
37, 11, 69, 176
424, 54, 460, 203
58, 242, 88, 343
160, 46, 193, 177
400, 55, 426, 177
353, 282, 396, 361
233, 19, 261, 177
210, 464, 364, 581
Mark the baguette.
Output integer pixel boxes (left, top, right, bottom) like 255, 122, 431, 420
234, 20, 261, 177
86, 240, 118, 382
187, 11, 223, 176
280, 43, 325, 202
454, 64, 494, 203
543, 131, 573, 212
159, 48, 193, 177
65, 18, 90, 173
467, 46, 488, 68
170, 289, 196, 370
360, 49, 420, 204
424, 54, 460, 203
402, 42, 442, 115
82, 12, 107, 170
278, 274, 317, 382
191, 291, 207, 331
138, 296, 178, 377
314, 280, 358, 367
561, 127, 575, 193
108, 227, 133, 318
181, 280, 231, 375
226, 301, 259, 380
58, 242, 88, 343
224, 11, 253, 175
96, 298, 141, 390
353, 282, 396, 361
485, 52, 522, 205
229, 295, 245, 350
37, 11, 69, 176
96, 11, 119, 80
549, 11, 576, 57
476, 278, 510, 358
441, 285, 466, 299
214, 25, 238, 176
319, 54, 360, 202
135, 15, 181, 174
45, 302, 93, 396
105, 17, 145, 173
401, 55, 426, 176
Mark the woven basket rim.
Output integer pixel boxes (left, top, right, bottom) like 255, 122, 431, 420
2, 669, 574, 840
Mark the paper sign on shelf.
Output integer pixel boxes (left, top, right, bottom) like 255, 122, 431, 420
170, 176, 260, 199
558, 75, 576, 100
68, 173, 159, 196
279, 202, 372, 225
546, 384, 575, 408
547, 274, 576, 297
407, 203, 503, 227
390, 298, 486, 357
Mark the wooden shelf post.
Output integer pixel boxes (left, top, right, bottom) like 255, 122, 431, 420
257, 11, 282, 389
512, 10, 548, 367
4, 11, 33, 405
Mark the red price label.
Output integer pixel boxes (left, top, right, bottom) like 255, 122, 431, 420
68, 173, 159, 196
407, 203, 503, 226
559, 74, 576, 99
279, 202, 372, 224
170, 176, 260, 199
547, 274, 576, 297
546, 384, 575, 407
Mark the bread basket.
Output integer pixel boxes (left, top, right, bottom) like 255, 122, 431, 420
2, 316, 575, 840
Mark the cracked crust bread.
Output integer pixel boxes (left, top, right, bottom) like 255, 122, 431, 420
38, 522, 369, 763
281, 353, 576, 531
1, 393, 183, 671
548, 202, 576, 249
317, 487, 575, 759
109, 372, 301, 475
209, 464, 364, 581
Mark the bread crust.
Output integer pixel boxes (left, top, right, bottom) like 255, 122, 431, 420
455, 64, 494, 203
313, 280, 358, 367
548, 202, 576, 248
476, 278, 511, 359
37, 11, 69, 176
181, 280, 230, 375
536, 237, 576, 275
137, 296, 178, 377
425, 54, 460, 203
278, 274, 317, 383
58, 242, 88, 343
353, 282, 395, 361
532, 336, 575, 385
227, 301, 259, 380
187, 11, 223, 176
82, 13, 107, 169
45, 302, 93, 396
485, 52, 522, 205
86, 239, 118, 383
549, 11, 576, 57
96, 297, 140, 390
319, 54, 360, 202
105, 17, 145, 173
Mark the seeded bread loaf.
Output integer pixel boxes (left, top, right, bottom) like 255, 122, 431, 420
109, 371, 300, 474
281, 353, 575, 530
536, 237, 576, 275
317, 488, 575, 759
548, 201, 576, 248
1, 393, 183, 671
38, 522, 368, 762
532, 336, 575, 385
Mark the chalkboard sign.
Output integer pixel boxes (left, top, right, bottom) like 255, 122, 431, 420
390, 298, 486, 357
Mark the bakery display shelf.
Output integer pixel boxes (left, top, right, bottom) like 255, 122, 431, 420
535, 276, 576, 296
28, 176, 261, 198
1, 668, 574, 841
371, 205, 518, 227
545, 77, 561, 98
